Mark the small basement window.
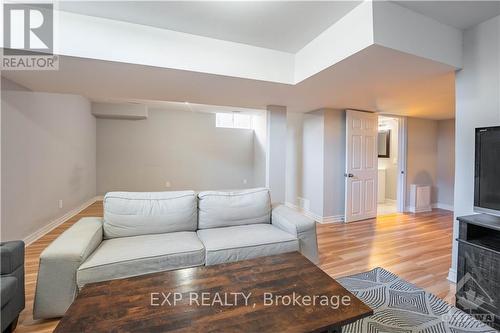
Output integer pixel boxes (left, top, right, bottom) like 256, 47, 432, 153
216, 113, 252, 129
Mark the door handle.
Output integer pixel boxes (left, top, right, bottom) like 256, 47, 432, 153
345, 173, 354, 178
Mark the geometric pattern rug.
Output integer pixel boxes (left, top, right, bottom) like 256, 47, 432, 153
337, 267, 498, 333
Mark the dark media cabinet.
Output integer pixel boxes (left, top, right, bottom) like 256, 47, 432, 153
456, 214, 500, 329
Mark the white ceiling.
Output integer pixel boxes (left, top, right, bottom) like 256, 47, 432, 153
394, 1, 500, 30
57, 0, 500, 54
2, 45, 456, 119
58, 1, 362, 53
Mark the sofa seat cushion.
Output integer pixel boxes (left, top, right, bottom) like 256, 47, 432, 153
197, 224, 299, 265
0, 276, 17, 307
77, 232, 205, 288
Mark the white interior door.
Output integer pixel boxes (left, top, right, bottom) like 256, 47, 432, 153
345, 110, 378, 222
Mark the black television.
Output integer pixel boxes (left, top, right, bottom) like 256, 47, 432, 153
474, 126, 500, 216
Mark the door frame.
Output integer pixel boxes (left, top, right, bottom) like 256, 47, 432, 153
377, 114, 408, 213
397, 116, 407, 213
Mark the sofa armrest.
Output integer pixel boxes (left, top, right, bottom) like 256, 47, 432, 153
33, 217, 103, 319
0, 241, 25, 331
271, 205, 319, 264
0, 241, 24, 275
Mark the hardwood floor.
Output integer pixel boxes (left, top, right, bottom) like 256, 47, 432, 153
317, 209, 456, 303
16, 202, 455, 333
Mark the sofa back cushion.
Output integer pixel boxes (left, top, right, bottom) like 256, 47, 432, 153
198, 188, 271, 229
103, 191, 197, 239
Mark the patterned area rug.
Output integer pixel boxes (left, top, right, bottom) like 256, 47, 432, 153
337, 267, 497, 333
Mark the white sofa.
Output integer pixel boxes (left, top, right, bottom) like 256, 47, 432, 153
33, 188, 318, 319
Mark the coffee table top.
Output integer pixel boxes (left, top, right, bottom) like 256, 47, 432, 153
55, 252, 372, 333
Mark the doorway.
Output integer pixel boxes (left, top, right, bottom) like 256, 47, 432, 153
377, 115, 401, 215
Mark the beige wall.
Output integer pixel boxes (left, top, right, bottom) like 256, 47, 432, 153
406, 117, 438, 204
301, 110, 325, 216
96, 107, 255, 194
323, 109, 346, 217
289, 112, 452, 219
285, 112, 303, 207
286, 109, 345, 219
252, 112, 267, 187
406, 117, 456, 208
265, 106, 287, 203
452, 15, 500, 278
436, 119, 455, 207
1, 80, 96, 241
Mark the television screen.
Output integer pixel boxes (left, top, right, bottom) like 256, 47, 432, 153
475, 126, 500, 214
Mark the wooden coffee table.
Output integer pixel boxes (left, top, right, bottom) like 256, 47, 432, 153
54, 252, 372, 333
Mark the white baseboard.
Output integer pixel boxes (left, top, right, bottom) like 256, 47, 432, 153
284, 202, 344, 223
447, 268, 457, 283
284, 202, 300, 210
405, 203, 454, 213
432, 203, 454, 211
321, 215, 345, 223
23, 196, 100, 246
300, 209, 323, 223
407, 205, 432, 213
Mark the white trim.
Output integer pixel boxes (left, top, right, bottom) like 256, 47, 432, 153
432, 203, 454, 211
376, 114, 407, 214
405, 203, 453, 213
405, 206, 412, 213
284, 202, 301, 210
301, 208, 323, 222
284, 202, 344, 223
23, 196, 100, 246
397, 116, 408, 213
408, 205, 432, 213
321, 215, 345, 224
447, 268, 457, 283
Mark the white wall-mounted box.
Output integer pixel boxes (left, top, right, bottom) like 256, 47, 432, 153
409, 184, 431, 213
